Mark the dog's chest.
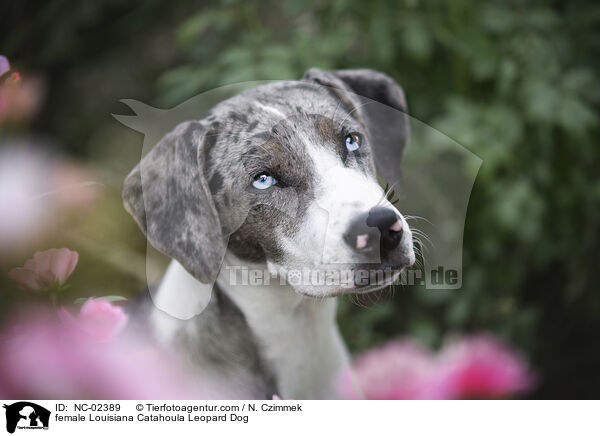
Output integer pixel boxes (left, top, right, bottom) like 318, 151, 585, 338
217, 277, 350, 399
149, 259, 349, 399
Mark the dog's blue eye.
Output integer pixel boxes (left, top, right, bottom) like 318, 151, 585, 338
345, 133, 361, 151
252, 173, 277, 190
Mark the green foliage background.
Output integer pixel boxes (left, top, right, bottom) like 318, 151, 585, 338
1, 0, 599, 398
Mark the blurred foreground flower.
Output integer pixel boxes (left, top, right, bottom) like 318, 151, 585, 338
339, 340, 434, 400
0, 147, 51, 252
433, 335, 535, 399
340, 334, 535, 400
50, 161, 100, 209
0, 145, 101, 256
0, 73, 43, 123
0, 308, 219, 399
0, 55, 43, 124
0, 55, 9, 77
8, 248, 78, 292
58, 298, 128, 342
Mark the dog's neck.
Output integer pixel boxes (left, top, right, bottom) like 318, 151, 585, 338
150, 254, 349, 399
217, 252, 350, 399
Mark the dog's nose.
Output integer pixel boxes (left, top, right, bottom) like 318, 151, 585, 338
366, 207, 404, 253
343, 207, 404, 257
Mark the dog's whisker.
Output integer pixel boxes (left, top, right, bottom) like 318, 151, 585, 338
350, 293, 368, 309
403, 215, 434, 227
331, 98, 344, 122
411, 230, 434, 250
382, 182, 399, 203
410, 226, 433, 242
412, 237, 429, 267
414, 240, 430, 259
408, 225, 432, 246
338, 100, 377, 129
413, 247, 426, 270
414, 251, 425, 265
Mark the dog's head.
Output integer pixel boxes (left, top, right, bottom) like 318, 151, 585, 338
123, 68, 414, 297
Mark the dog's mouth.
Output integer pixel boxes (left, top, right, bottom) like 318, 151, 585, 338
320, 269, 404, 297
352, 269, 403, 294
278, 255, 415, 298
356, 272, 402, 293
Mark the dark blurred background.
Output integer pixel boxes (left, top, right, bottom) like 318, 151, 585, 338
1, 0, 599, 398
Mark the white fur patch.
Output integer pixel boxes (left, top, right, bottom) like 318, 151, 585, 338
255, 102, 287, 120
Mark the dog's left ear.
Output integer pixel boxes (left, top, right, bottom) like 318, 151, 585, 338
303, 68, 409, 186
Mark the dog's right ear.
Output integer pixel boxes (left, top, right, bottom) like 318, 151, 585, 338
122, 120, 225, 284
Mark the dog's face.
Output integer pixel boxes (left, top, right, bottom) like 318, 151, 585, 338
123, 68, 414, 297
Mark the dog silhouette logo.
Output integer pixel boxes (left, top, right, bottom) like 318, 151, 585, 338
3, 402, 50, 433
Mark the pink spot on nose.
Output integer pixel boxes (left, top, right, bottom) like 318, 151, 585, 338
356, 234, 369, 249
390, 220, 403, 232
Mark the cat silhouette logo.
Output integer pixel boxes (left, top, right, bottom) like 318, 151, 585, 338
3, 402, 50, 433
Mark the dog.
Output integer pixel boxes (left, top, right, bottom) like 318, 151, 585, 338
123, 68, 415, 399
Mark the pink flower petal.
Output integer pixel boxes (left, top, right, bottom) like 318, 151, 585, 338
74, 298, 128, 342
0, 309, 210, 399
26, 251, 51, 273
7, 267, 42, 291
0, 55, 9, 77
57, 307, 77, 326
339, 340, 435, 400
339, 334, 535, 400
432, 334, 535, 399
48, 248, 79, 285
9, 248, 79, 291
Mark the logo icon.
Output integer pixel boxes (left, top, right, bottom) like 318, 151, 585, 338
3, 402, 50, 434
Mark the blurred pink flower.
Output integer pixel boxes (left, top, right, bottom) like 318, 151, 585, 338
0, 68, 43, 123
432, 335, 535, 399
50, 161, 100, 209
0, 146, 101, 257
339, 334, 535, 400
0, 147, 51, 252
0, 55, 9, 77
58, 298, 128, 342
0, 309, 214, 399
339, 340, 435, 400
8, 248, 78, 291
